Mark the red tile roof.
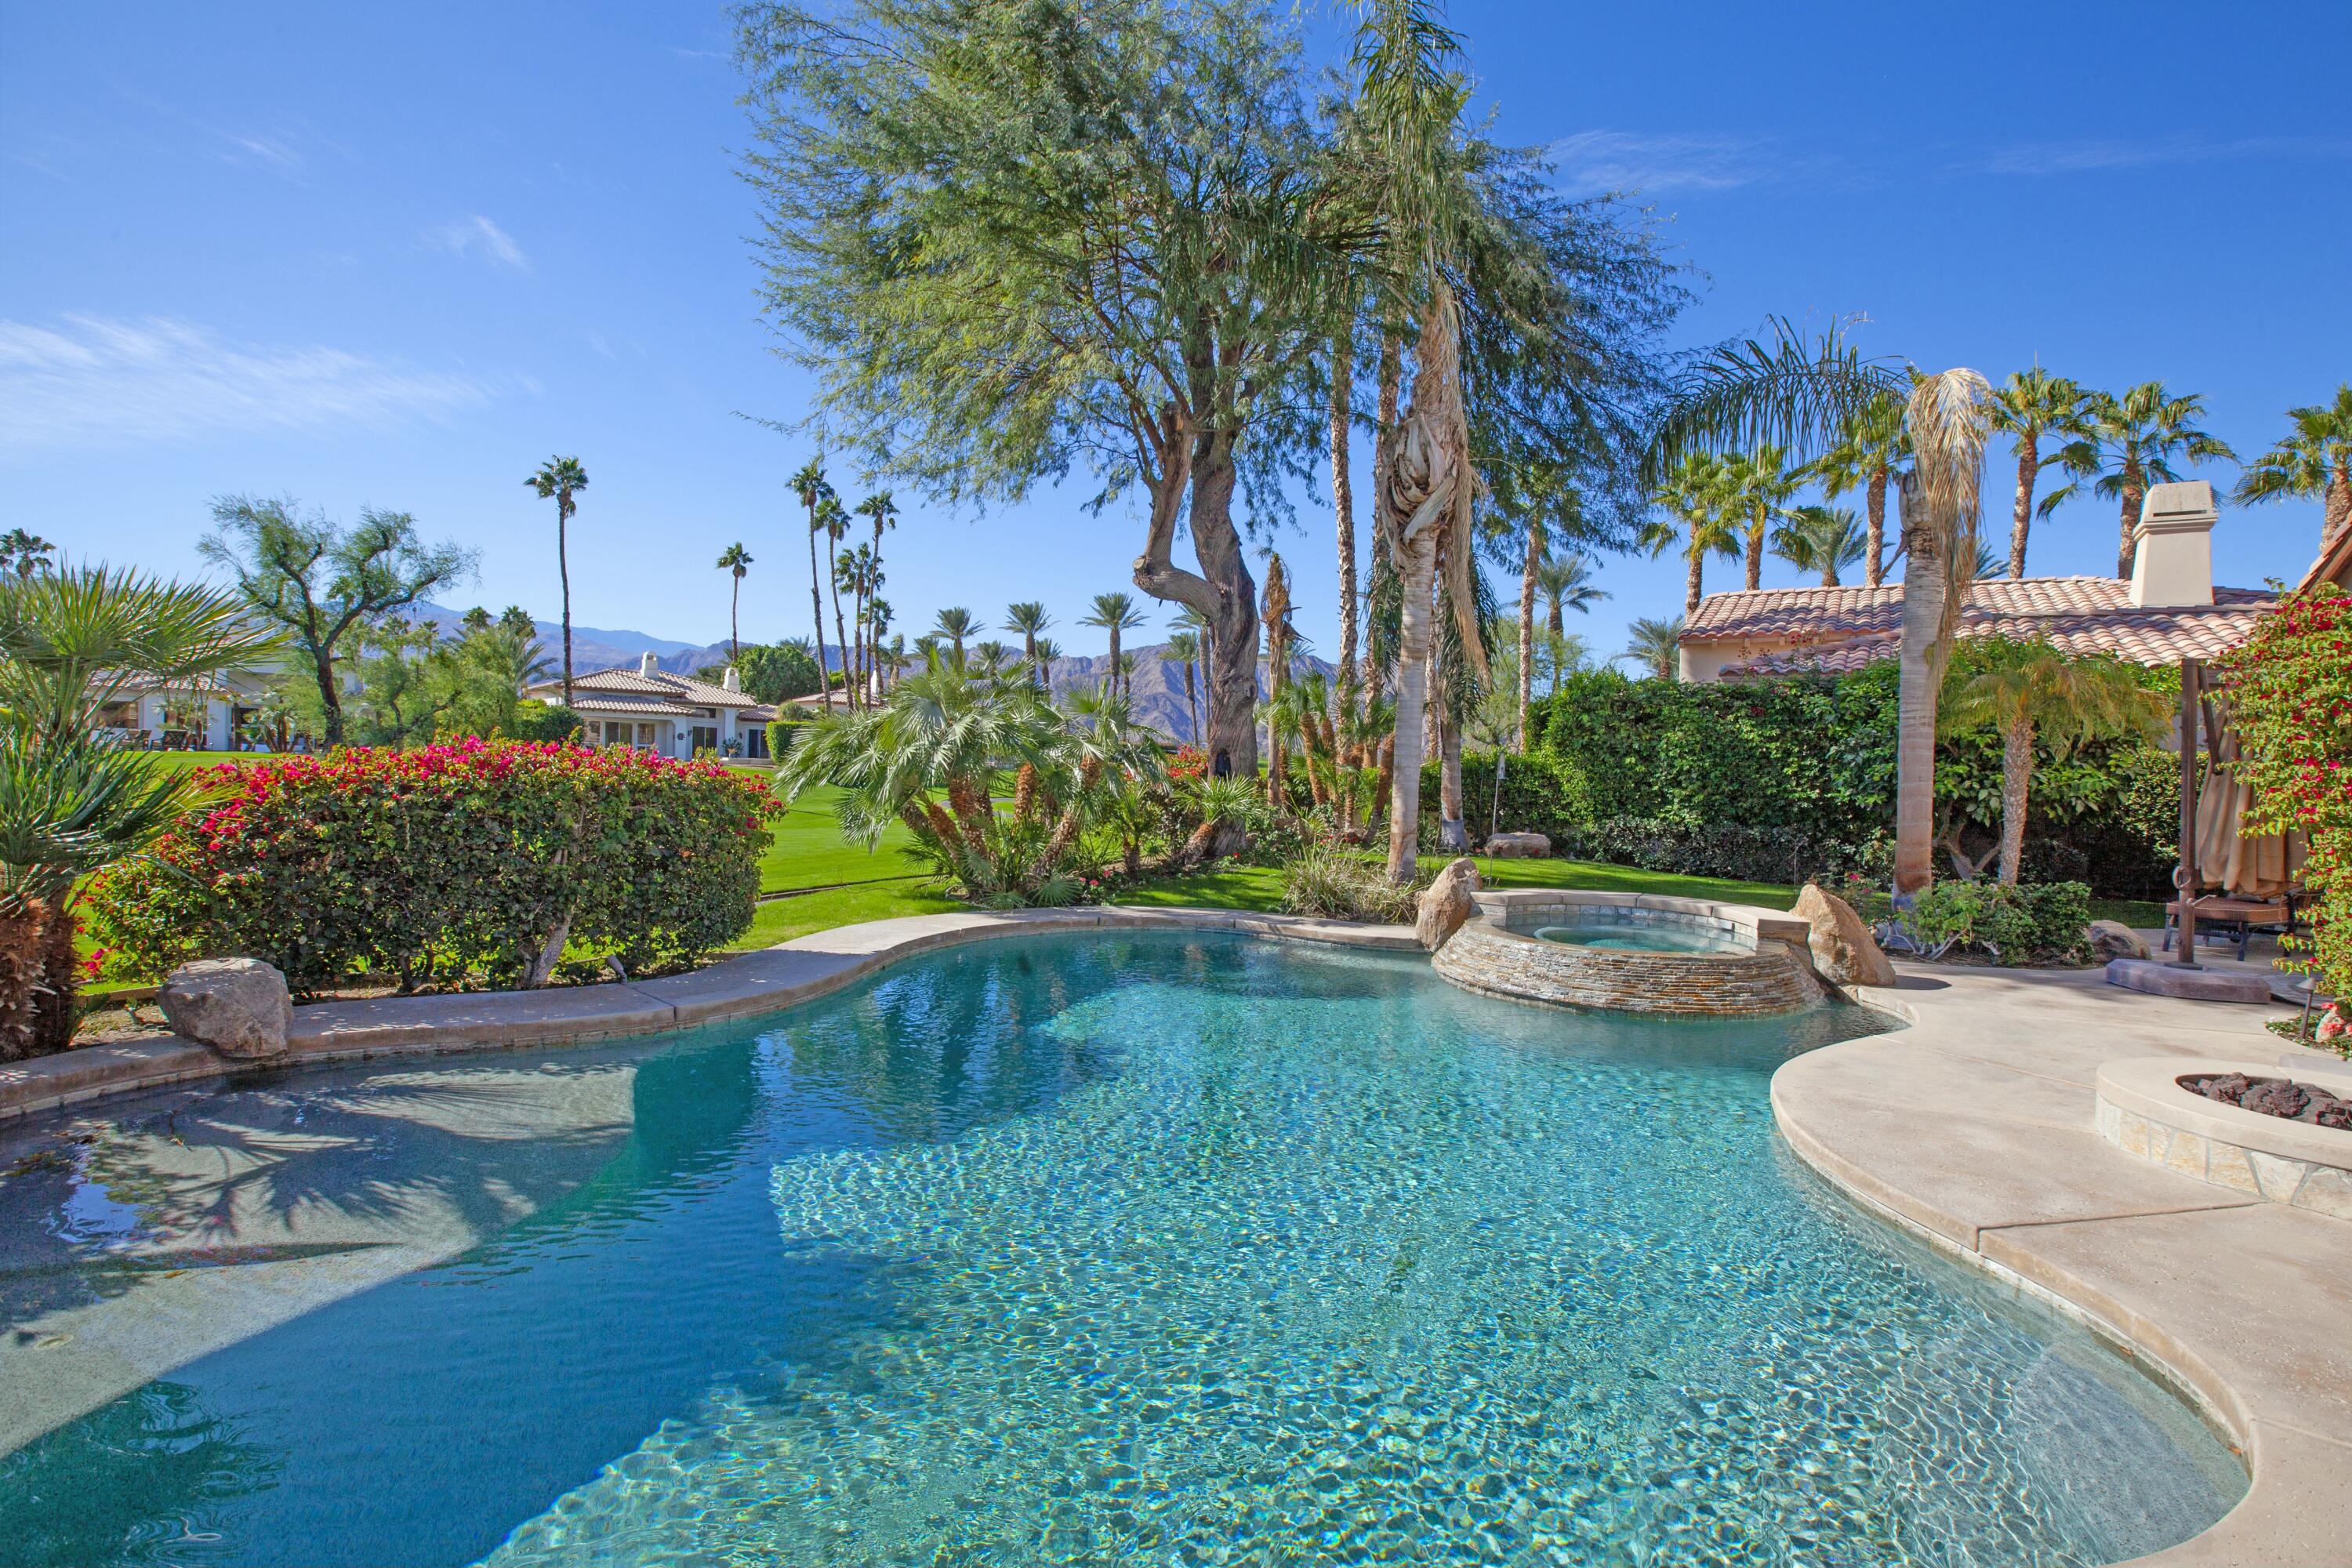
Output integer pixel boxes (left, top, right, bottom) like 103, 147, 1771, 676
524, 665, 764, 718
1700, 576, 2277, 678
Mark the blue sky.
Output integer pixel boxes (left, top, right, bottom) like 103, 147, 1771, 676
5, 2, 2347, 666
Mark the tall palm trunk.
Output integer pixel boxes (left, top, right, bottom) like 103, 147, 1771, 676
2006, 437, 2037, 579
1182, 662, 1199, 744
826, 532, 852, 711
1864, 467, 1887, 587
804, 512, 827, 702
1996, 717, 2034, 884
1436, 624, 1467, 851
1389, 524, 1439, 881
1516, 519, 1540, 746
1743, 510, 1765, 590
1330, 325, 1359, 709
2328, 462, 2352, 542
729, 575, 741, 662
558, 498, 575, 706
1893, 476, 1946, 895
1363, 324, 1402, 708
2117, 464, 2144, 579
1683, 547, 1705, 619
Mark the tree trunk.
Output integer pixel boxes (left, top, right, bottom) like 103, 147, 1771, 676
1362, 324, 1402, 706
1137, 433, 1258, 779
1864, 467, 1887, 587
312, 645, 346, 745
2328, 463, 2351, 542
1437, 645, 1468, 852
559, 502, 575, 708
1388, 524, 1438, 882
2117, 470, 2143, 579
2006, 437, 2037, 579
1744, 514, 1765, 590
1893, 477, 1947, 895
806, 513, 828, 703
731, 579, 741, 663
0, 903, 41, 1061
29, 901, 78, 1057
1330, 325, 1359, 706
1684, 547, 1704, 619
1183, 664, 1199, 745
1997, 717, 2034, 884
1516, 518, 1540, 748
1108, 624, 1122, 700
826, 534, 853, 711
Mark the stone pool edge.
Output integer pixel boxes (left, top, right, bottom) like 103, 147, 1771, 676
0, 907, 1418, 1124
1777, 969, 2350, 1568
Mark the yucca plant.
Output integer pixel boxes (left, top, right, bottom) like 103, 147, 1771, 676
0, 564, 280, 1056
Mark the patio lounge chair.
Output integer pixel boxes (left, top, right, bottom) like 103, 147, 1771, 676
2161, 895, 2296, 962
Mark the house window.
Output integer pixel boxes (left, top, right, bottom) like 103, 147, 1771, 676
691, 724, 718, 753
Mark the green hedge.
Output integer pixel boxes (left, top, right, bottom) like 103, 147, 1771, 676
1515, 662, 2177, 897
85, 740, 781, 994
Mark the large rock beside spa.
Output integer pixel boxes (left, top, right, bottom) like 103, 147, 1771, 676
1792, 883, 1897, 988
1417, 858, 1482, 952
2086, 919, 2151, 961
1483, 832, 1552, 859
160, 958, 293, 1060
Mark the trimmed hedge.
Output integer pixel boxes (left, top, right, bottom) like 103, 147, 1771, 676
1907, 880, 2093, 965
85, 739, 781, 995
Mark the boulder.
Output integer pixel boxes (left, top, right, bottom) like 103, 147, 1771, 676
1791, 883, 1898, 988
1416, 857, 1482, 952
160, 958, 292, 1059
2086, 919, 2151, 961
1483, 832, 1552, 859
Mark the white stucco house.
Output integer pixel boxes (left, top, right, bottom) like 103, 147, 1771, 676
524, 654, 776, 759
95, 666, 292, 750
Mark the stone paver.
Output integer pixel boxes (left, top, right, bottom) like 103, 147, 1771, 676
1780, 961, 2350, 1567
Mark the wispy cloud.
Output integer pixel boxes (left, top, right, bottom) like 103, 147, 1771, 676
426, 215, 530, 272
0, 315, 496, 459
217, 129, 303, 170
1968, 133, 2352, 176
1546, 131, 1793, 195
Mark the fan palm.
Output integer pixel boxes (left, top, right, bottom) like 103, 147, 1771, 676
2234, 383, 2352, 543
1987, 368, 2089, 579
1942, 642, 2165, 884
1807, 390, 1910, 587
0, 565, 281, 1056
524, 457, 589, 705
2045, 382, 2238, 578
931, 607, 982, 669
814, 495, 856, 708
1531, 552, 1607, 634
1639, 453, 1741, 616
1165, 630, 1203, 742
1004, 601, 1053, 687
1621, 615, 1683, 681
1079, 592, 1147, 699
1771, 506, 1867, 587
715, 543, 753, 662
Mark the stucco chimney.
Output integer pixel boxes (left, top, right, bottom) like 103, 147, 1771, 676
640, 652, 659, 677
2129, 481, 2216, 608
722, 665, 741, 692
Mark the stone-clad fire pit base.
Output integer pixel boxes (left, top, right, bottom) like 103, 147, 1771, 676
2096, 1057, 2352, 1220
1432, 891, 1826, 1016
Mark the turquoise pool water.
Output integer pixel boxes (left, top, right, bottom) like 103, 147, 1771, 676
0, 933, 2243, 1566
1531, 923, 1746, 955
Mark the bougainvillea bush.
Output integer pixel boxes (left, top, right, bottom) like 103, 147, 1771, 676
2221, 588, 2352, 1038
85, 740, 780, 996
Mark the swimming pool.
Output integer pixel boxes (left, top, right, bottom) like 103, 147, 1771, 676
0, 932, 2243, 1566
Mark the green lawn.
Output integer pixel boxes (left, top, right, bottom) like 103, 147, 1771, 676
757, 784, 930, 895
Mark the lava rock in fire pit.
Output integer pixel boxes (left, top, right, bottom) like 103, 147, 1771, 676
2239, 1079, 2310, 1119
2198, 1072, 2253, 1104
2318, 1097, 2352, 1131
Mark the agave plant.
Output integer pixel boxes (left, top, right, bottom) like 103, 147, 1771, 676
0, 564, 280, 1057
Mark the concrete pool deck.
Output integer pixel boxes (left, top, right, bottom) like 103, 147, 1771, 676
3, 908, 2347, 1566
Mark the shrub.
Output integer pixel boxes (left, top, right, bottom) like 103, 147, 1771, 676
1279, 843, 1419, 923
1554, 816, 1882, 887
504, 699, 580, 742
84, 740, 781, 995
767, 717, 814, 760
1905, 880, 2092, 966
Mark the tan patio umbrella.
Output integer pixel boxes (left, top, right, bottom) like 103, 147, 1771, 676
2192, 717, 2307, 898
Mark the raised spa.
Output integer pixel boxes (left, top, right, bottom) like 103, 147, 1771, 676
0, 932, 2240, 1566
1437, 891, 1828, 1015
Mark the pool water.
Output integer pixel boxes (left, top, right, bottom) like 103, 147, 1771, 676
0, 933, 2242, 1567
1531, 923, 1747, 955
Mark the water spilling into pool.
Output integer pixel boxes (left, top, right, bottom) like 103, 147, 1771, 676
0, 933, 2242, 1566
1532, 923, 1747, 955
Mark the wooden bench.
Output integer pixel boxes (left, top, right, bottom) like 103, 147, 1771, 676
2163, 896, 2296, 961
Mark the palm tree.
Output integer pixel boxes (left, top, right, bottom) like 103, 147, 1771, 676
1258, 554, 1297, 801
2234, 383, 2352, 544
2046, 382, 2239, 578
0, 565, 281, 1055
1004, 601, 1053, 687
789, 458, 834, 693
1171, 606, 1213, 715
1943, 642, 2165, 884
931, 606, 982, 669
1771, 506, 1866, 586
971, 640, 1014, 678
1719, 445, 1806, 590
524, 457, 588, 704
1621, 615, 1683, 681
1166, 629, 1203, 741
1639, 453, 1740, 617
853, 490, 898, 584
1987, 367, 2089, 579
1972, 538, 2006, 580
1329, 319, 1362, 713
1809, 391, 1910, 586
816, 494, 856, 708
715, 543, 753, 662
1532, 551, 1607, 634
1080, 592, 1146, 698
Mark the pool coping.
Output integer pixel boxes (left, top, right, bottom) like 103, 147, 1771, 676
1780, 968, 2351, 1567
9, 907, 2346, 1566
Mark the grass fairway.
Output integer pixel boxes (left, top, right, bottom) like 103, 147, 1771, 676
757, 783, 929, 895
